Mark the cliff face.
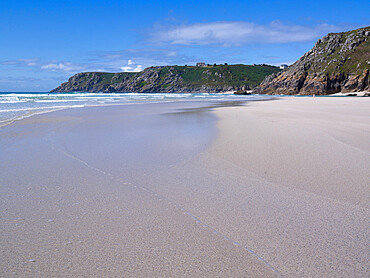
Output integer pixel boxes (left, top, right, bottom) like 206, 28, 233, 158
254, 27, 370, 95
51, 64, 281, 93
52, 65, 280, 93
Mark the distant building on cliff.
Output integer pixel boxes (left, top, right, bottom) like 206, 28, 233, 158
196, 62, 206, 67
280, 64, 288, 69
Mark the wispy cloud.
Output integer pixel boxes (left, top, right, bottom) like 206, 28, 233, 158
92, 48, 192, 72
98, 48, 183, 67
0, 21, 345, 77
39, 60, 106, 73
1, 58, 106, 73
0, 58, 40, 67
41, 62, 83, 72
151, 21, 342, 46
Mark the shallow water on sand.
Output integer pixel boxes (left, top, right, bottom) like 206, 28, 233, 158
0, 100, 281, 277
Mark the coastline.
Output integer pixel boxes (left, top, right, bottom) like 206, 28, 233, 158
0, 97, 369, 277
0, 92, 268, 128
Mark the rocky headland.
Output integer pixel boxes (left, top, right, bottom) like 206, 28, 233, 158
253, 26, 370, 95
51, 64, 280, 93
52, 27, 370, 95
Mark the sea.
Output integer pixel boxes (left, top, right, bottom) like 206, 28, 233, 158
0, 92, 270, 126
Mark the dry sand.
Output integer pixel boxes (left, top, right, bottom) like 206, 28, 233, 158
0, 97, 369, 277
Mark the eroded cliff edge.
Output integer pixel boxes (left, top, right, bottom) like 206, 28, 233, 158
253, 27, 370, 95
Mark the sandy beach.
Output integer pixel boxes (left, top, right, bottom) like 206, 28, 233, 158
0, 97, 369, 277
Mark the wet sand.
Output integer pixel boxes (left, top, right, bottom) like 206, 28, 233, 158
0, 98, 369, 277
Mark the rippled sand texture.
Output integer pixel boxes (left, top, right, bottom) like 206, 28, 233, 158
1, 98, 369, 277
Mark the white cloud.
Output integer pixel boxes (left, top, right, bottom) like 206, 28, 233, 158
41, 62, 83, 72
152, 21, 342, 46
120, 60, 143, 72
120, 65, 142, 72
40, 62, 106, 73
120, 66, 132, 71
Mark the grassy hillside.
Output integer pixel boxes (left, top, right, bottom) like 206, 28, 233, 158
51, 64, 281, 93
150, 64, 281, 89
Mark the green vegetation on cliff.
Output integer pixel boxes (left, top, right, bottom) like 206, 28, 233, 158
254, 26, 370, 95
51, 64, 281, 93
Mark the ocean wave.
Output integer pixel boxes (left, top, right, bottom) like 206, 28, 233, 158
0, 92, 267, 126
0, 104, 86, 113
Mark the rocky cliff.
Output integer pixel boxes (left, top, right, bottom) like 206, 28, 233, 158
254, 27, 370, 95
51, 64, 280, 93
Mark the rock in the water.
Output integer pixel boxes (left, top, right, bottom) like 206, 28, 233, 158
234, 90, 252, 95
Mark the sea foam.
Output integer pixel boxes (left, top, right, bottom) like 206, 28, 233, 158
0, 92, 267, 125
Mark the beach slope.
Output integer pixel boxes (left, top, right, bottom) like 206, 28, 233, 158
0, 98, 369, 277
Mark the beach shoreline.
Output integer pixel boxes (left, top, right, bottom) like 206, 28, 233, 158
0, 97, 369, 277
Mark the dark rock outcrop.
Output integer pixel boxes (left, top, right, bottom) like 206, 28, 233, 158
254, 26, 370, 95
233, 90, 252, 95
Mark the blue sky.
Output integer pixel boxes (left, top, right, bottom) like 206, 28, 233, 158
0, 0, 369, 91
